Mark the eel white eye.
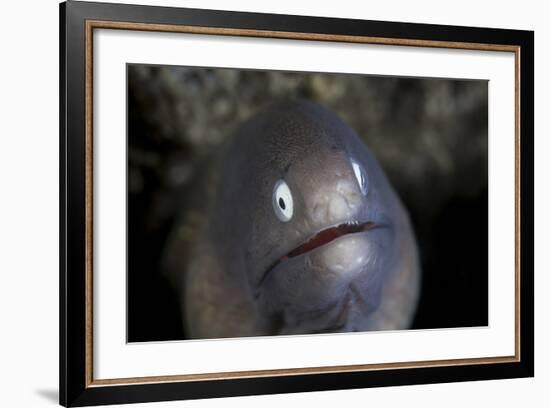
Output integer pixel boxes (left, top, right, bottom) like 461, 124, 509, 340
351, 159, 368, 195
272, 180, 294, 222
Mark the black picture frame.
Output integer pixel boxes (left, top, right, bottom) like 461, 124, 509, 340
60, 1, 534, 406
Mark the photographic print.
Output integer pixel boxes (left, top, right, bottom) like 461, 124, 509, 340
127, 65, 488, 342
60, 2, 533, 405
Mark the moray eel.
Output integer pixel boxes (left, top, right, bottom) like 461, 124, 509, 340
164, 100, 420, 339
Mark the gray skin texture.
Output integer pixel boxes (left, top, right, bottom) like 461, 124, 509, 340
165, 100, 420, 339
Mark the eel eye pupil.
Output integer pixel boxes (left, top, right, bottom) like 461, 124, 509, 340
279, 198, 286, 210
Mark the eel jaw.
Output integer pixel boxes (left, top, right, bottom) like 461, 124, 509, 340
259, 221, 381, 286
286, 221, 378, 258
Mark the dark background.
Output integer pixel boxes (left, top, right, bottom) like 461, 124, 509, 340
127, 65, 488, 342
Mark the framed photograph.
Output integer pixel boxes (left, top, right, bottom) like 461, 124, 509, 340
59, 1, 534, 406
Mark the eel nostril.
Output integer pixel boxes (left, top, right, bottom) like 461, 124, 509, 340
328, 194, 351, 219
310, 179, 361, 225
344, 190, 361, 210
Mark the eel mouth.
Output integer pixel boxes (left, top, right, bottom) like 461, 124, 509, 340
259, 221, 380, 286
285, 221, 378, 259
